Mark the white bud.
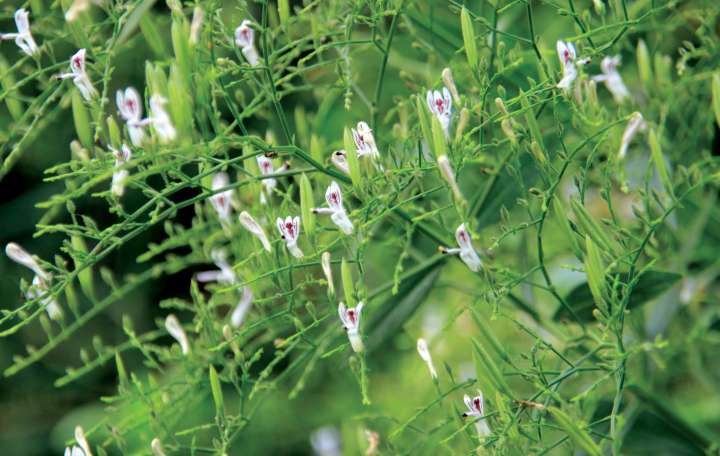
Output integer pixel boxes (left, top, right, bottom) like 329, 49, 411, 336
416, 338, 438, 379
165, 314, 190, 355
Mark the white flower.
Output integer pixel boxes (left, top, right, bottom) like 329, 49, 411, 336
618, 112, 647, 160
239, 211, 272, 252
6, 243, 62, 320
276, 215, 303, 258
75, 426, 92, 456
256, 155, 289, 204
235, 20, 260, 66
0, 9, 39, 57
209, 172, 233, 223
58, 49, 97, 100
312, 181, 353, 235
151, 438, 167, 456
592, 56, 630, 103
116, 87, 148, 146
416, 338, 438, 379
310, 426, 341, 456
338, 301, 364, 353
64, 446, 86, 456
462, 391, 491, 437
321, 251, 334, 295
231, 286, 253, 328
111, 144, 132, 197
165, 314, 190, 355
556, 41, 588, 93
439, 224, 482, 272
196, 249, 236, 284
149, 95, 176, 143
426, 87, 453, 137
437, 155, 463, 200
352, 121, 380, 161
331, 150, 349, 175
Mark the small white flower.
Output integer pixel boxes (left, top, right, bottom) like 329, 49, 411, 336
352, 121, 380, 161
111, 144, 132, 197
239, 211, 272, 252
439, 224, 482, 272
310, 426, 342, 456
592, 56, 630, 103
338, 301, 364, 353
64, 446, 86, 456
321, 251, 334, 295
151, 438, 167, 456
256, 155, 289, 204
426, 87, 453, 137
165, 314, 190, 355
58, 49, 97, 100
196, 249, 236, 284
462, 391, 491, 437
0, 9, 39, 57
618, 112, 647, 160
276, 215, 303, 258
235, 20, 260, 66
331, 150, 349, 175
436, 155, 463, 200
6, 243, 62, 320
149, 95, 176, 143
75, 426, 92, 456
556, 41, 589, 93
116, 87, 147, 146
231, 286, 253, 327
312, 181, 353, 235
209, 172, 233, 223
416, 338, 438, 379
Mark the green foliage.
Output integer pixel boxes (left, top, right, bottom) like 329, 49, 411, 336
1, 0, 720, 455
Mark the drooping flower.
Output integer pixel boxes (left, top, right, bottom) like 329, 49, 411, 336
321, 251, 334, 295
462, 391, 491, 438
276, 215, 303, 258
338, 301, 364, 353
111, 144, 132, 197
618, 112, 647, 160
149, 95, 176, 143
116, 87, 147, 146
239, 211, 272, 252
5, 242, 62, 320
230, 286, 253, 328
439, 224, 482, 272
196, 249, 236, 284
209, 172, 233, 223
416, 338, 438, 380
312, 181, 353, 235
426, 87, 453, 137
256, 155, 289, 204
352, 121, 380, 161
75, 426, 92, 456
58, 49, 97, 100
556, 41, 589, 93
0, 9, 39, 57
592, 56, 630, 103
165, 314, 190, 355
235, 20, 260, 66
331, 150, 349, 175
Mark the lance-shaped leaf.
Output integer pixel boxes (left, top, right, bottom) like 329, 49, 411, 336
460, 7, 478, 70
72, 91, 93, 150
548, 407, 602, 456
584, 236, 607, 314
299, 174, 315, 236
648, 128, 674, 198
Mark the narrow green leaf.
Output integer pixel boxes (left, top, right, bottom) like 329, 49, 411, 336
712, 73, 720, 129
430, 116, 447, 159
72, 92, 93, 150
471, 338, 510, 396
584, 236, 606, 313
548, 407, 602, 456
299, 174, 315, 236
209, 365, 224, 415
460, 7, 478, 70
637, 39, 653, 90
648, 128, 673, 197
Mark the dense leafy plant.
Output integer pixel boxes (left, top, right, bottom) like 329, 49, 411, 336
1, 0, 720, 454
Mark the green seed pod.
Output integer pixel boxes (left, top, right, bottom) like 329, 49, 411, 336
107, 116, 122, 149
341, 258, 355, 307
460, 7, 478, 70
171, 15, 192, 78
570, 199, 617, 256
343, 127, 362, 188
430, 116, 447, 159
713, 74, 720, 129
299, 174, 315, 236
648, 128, 673, 197
636, 40, 653, 90
0, 56, 22, 121
294, 105, 309, 147
584, 236, 607, 314
310, 134, 323, 164
553, 197, 583, 261
279, 0, 290, 26
520, 91, 545, 155
168, 64, 192, 141
72, 92, 93, 150
415, 95, 433, 151
71, 235, 95, 300
209, 365, 224, 415
548, 408, 602, 456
